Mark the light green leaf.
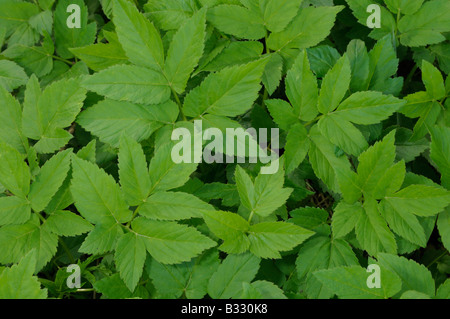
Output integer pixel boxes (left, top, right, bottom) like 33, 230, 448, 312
0, 85, 27, 154
207, 253, 260, 299
241, 280, 287, 299
77, 99, 176, 148
0, 196, 31, 226
267, 6, 343, 52
22, 78, 87, 154
81, 65, 171, 105
71, 156, 132, 225
285, 50, 318, 121
248, 221, 314, 259
0, 60, 28, 92
334, 91, 405, 125
118, 134, 151, 206
183, 58, 268, 117
383, 0, 424, 15
331, 202, 363, 238
377, 253, 435, 296
146, 249, 220, 299
207, 5, 265, 40
314, 265, 401, 299
131, 217, 216, 264
164, 9, 206, 93
296, 235, 359, 299
28, 150, 71, 212
202, 210, 250, 254
285, 123, 310, 174
0, 142, 30, 197
0, 250, 47, 299
384, 185, 450, 217
355, 198, 397, 256
113, 0, 164, 70
398, 0, 450, 47
430, 126, 450, 189
259, 0, 303, 33
141, 191, 215, 220
356, 131, 396, 196
114, 232, 147, 292
79, 222, 123, 254
69, 42, 128, 71
421, 60, 445, 100
44, 210, 93, 237
54, 0, 96, 58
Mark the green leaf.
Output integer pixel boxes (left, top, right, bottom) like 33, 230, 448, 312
207, 253, 260, 299
437, 207, 450, 252
356, 131, 396, 197
28, 150, 71, 212
114, 232, 147, 292
355, 198, 397, 256
146, 249, 220, 299
248, 221, 314, 258
262, 53, 283, 95
285, 123, 310, 174
436, 279, 450, 299
0, 250, 47, 299
318, 113, 368, 156
183, 58, 268, 117
0, 1, 39, 37
384, 185, 450, 217
44, 210, 93, 237
0, 142, 30, 197
317, 54, 351, 115
0, 85, 27, 154
267, 6, 343, 52
113, 0, 164, 70
379, 199, 427, 247
265, 99, 299, 131
346, 40, 370, 92
333, 91, 405, 125
69, 42, 128, 71
377, 253, 435, 296
78, 99, 176, 148
259, 0, 303, 33
207, 5, 265, 40
0, 196, 31, 226
70, 156, 132, 225
241, 280, 287, 299
398, 0, 450, 47
164, 8, 206, 93
22, 77, 87, 154
81, 65, 171, 105
148, 142, 198, 193
79, 222, 123, 254
0, 60, 28, 92
383, 0, 424, 15
202, 210, 250, 254
314, 265, 401, 299
430, 126, 450, 189
421, 60, 445, 100
285, 50, 318, 121
54, 0, 96, 59
131, 217, 216, 264
296, 235, 359, 299
118, 134, 151, 206
140, 191, 215, 220
2, 37, 54, 78
331, 202, 363, 238
144, 0, 196, 31
308, 125, 352, 193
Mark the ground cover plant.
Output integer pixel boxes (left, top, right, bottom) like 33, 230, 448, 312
0, 0, 449, 299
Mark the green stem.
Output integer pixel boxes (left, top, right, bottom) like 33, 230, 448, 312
171, 88, 187, 121
247, 210, 254, 223
52, 55, 73, 65
404, 65, 418, 88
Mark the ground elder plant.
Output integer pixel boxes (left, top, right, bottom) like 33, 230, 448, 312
0, 0, 449, 300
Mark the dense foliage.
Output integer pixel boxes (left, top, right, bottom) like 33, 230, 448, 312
0, 0, 449, 299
